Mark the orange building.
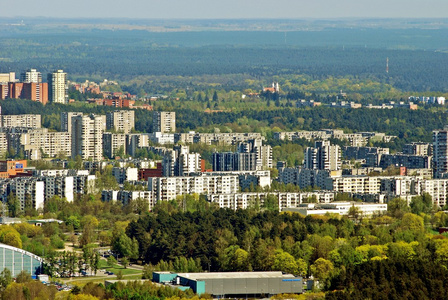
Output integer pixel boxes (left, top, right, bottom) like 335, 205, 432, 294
0, 160, 27, 178
22, 83, 48, 105
3, 82, 48, 104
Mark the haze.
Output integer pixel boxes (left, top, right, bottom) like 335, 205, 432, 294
2, 0, 448, 19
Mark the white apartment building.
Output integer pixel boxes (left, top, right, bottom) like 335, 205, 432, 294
102, 190, 155, 210
48, 70, 68, 104
106, 110, 135, 134
6, 128, 71, 160
41, 176, 74, 203
207, 191, 335, 211
153, 111, 175, 133
20, 69, 42, 83
112, 167, 138, 184
71, 114, 104, 160
1, 114, 41, 128
9, 178, 45, 211
103, 133, 127, 159
326, 176, 382, 194
149, 132, 175, 145
148, 175, 239, 202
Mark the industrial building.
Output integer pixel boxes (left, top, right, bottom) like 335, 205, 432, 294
153, 271, 303, 297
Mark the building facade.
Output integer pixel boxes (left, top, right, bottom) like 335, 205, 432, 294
153, 111, 175, 133
71, 114, 104, 160
48, 70, 68, 104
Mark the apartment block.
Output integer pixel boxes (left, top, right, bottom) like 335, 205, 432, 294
48, 70, 68, 104
103, 133, 126, 159
433, 127, 448, 178
305, 141, 341, 171
106, 110, 135, 133
71, 114, 104, 160
112, 167, 138, 184
148, 175, 239, 202
9, 177, 45, 211
101, 190, 155, 210
402, 142, 432, 156
61, 112, 83, 133
1, 114, 41, 128
20, 69, 42, 83
5, 128, 71, 160
153, 111, 175, 133
379, 154, 432, 169
207, 191, 335, 211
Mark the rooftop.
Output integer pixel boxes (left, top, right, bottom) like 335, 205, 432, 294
176, 271, 295, 280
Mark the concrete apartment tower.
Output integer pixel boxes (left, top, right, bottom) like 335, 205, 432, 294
305, 141, 341, 171
433, 126, 448, 178
48, 70, 68, 104
71, 114, 105, 161
20, 69, 42, 83
152, 111, 175, 133
106, 110, 135, 133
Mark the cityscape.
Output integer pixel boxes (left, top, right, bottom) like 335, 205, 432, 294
1, 6, 448, 300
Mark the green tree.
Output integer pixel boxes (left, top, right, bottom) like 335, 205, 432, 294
273, 250, 299, 275
107, 255, 117, 268
15, 270, 32, 283
310, 258, 334, 285
0, 268, 12, 293
387, 197, 410, 218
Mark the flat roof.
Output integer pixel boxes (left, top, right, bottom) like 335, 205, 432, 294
176, 271, 295, 280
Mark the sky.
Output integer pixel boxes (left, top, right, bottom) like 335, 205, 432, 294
2, 0, 448, 19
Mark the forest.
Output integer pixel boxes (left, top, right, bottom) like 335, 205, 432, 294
1, 26, 448, 93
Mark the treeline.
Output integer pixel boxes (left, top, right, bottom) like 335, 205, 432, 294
327, 259, 448, 300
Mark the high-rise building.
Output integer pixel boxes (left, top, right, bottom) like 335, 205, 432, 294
103, 133, 126, 159
305, 141, 341, 170
106, 110, 135, 133
0, 72, 15, 83
61, 112, 83, 133
71, 114, 104, 160
48, 70, 68, 104
152, 111, 175, 133
213, 139, 271, 172
20, 69, 42, 83
433, 127, 448, 178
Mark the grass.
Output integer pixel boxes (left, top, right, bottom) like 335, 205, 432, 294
98, 260, 142, 276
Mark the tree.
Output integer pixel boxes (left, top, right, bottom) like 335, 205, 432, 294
213, 91, 219, 102
121, 257, 129, 269
310, 258, 334, 284
0, 268, 12, 293
273, 250, 299, 275
7, 193, 21, 218
107, 255, 117, 268
116, 270, 124, 280
15, 270, 32, 283
387, 197, 410, 218
112, 233, 139, 260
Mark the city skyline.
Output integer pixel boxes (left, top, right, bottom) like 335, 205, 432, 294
1, 0, 448, 19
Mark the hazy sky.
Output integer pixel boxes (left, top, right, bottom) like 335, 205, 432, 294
2, 0, 448, 19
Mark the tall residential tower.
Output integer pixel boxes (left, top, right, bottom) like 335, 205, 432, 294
48, 70, 68, 104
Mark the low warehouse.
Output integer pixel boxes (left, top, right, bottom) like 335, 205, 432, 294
153, 271, 303, 297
